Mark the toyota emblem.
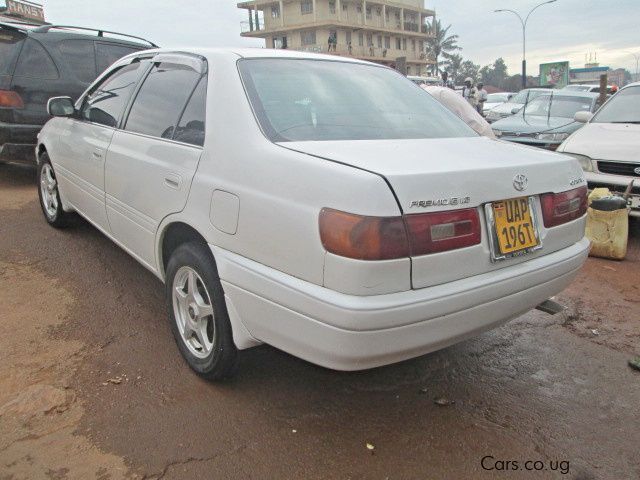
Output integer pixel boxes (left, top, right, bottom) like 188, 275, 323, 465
513, 174, 528, 192
634, 167, 640, 175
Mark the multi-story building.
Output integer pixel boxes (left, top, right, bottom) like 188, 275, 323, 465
238, 0, 435, 76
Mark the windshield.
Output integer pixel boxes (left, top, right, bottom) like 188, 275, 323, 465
524, 95, 594, 119
592, 86, 640, 123
508, 89, 550, 105
238, 59, 476, 142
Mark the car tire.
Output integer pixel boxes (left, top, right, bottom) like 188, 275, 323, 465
166, 241, 238, 380
37, 153, 71, 228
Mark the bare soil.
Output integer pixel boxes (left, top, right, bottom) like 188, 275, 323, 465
1, 162, 639, 480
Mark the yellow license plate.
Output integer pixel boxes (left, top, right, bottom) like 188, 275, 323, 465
492, 197, 539, 255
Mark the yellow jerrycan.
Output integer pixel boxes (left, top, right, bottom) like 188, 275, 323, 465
585, 188, 629, 260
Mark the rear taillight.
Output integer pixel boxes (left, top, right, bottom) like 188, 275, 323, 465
0, 90, 24, 109
404, 208, 481, 255
319, 208, 409, 260
540, 186, 588, 228
319, 207, 481, 260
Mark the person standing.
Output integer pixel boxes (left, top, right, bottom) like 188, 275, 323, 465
462, 78, 478, 110
441, 71, 453, 89
476, 82, 488, 115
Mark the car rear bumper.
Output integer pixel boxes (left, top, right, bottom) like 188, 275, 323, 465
0, 122, 40, 164
212, 237, 590, 371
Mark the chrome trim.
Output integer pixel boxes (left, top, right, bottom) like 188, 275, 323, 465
484, 196, 543, 262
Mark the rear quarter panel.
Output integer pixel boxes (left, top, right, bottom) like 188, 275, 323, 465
159, 53, 402, 287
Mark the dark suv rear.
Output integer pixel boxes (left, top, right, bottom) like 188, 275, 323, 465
0, 23, 156, 165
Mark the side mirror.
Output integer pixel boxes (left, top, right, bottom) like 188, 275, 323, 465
574, 111, 594, 123
511, 107, 521, 115
47, 96, 75, 117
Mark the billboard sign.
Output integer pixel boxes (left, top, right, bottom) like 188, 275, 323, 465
3, 0, 45, 22
539, 61, 569, 88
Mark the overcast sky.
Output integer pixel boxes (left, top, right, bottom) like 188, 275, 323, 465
42, 0, 640, 75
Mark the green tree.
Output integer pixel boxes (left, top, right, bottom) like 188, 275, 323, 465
457, 60, 480, 84
480, 58, 509, 88
424, 19, 461, 75
443, 53, 463, 82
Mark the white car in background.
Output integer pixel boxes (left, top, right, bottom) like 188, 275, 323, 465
482, 92, 515, 115
36, 48, 589, 379
557, 81, 640, 216
486, 88, 551, 123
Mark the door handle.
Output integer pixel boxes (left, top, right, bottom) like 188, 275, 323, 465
164, 173, 181, 189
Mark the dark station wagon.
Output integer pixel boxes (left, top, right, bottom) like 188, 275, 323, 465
0, 23, 156, 164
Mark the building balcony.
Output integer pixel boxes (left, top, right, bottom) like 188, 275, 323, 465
241, 17, 434, 38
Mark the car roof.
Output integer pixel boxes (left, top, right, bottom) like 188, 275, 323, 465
621, 81, 640, 90
0, 22, 155, 48
549, 90, 599, 99
143, 47, 375, 66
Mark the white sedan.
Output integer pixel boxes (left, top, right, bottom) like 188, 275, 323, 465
557, 81, 640, 216
37, 48, 589, 379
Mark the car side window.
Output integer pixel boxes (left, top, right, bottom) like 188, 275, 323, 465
13, 38, 59, 80
59, 39, 97, 84
124, 62, 201, 140
96, 43, 141, 73
173, 76, 206, 146
81, 62, 142, 128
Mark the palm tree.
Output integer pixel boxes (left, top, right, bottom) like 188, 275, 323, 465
425, 19, 461, 75
443, 53, 463, 82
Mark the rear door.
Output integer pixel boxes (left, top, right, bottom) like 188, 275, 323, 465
104, 55, 206, 268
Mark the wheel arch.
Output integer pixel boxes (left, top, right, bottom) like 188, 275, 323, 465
157, 221, 210, 280
36, 143, 48, 165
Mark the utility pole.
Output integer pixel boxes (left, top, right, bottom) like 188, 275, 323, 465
495, 0, 558, 89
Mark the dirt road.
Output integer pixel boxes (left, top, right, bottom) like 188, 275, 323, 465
1, 163, 639, 480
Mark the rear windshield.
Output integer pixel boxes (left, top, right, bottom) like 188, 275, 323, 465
238, 58, 475, 142
0, 28, 25, 74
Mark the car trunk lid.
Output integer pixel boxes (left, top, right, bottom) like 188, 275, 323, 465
281, 136, 586, 288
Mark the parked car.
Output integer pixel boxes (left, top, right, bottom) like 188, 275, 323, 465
561, 84, 616, 94
557, 82, 640, 216
485, 88, 551, 123
492, 91, 599, 150
37, 48, 589, 379
0, 23, 156, 165
482, 92, 515, 116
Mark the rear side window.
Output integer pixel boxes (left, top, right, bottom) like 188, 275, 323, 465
14, 38, 58, 79
81, 62, 142, 127
0, 29, 25, 74
96, 43, 140, 73
59, 39, 97, 83
173, 77, 206, 146
124, 62, 201, 139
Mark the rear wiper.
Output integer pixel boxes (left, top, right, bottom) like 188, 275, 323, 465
609, 121, 640, 124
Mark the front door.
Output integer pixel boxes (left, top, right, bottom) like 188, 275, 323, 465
52, 62, 145, 232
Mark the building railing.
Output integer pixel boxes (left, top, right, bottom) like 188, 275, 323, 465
299, 43, 429, 62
